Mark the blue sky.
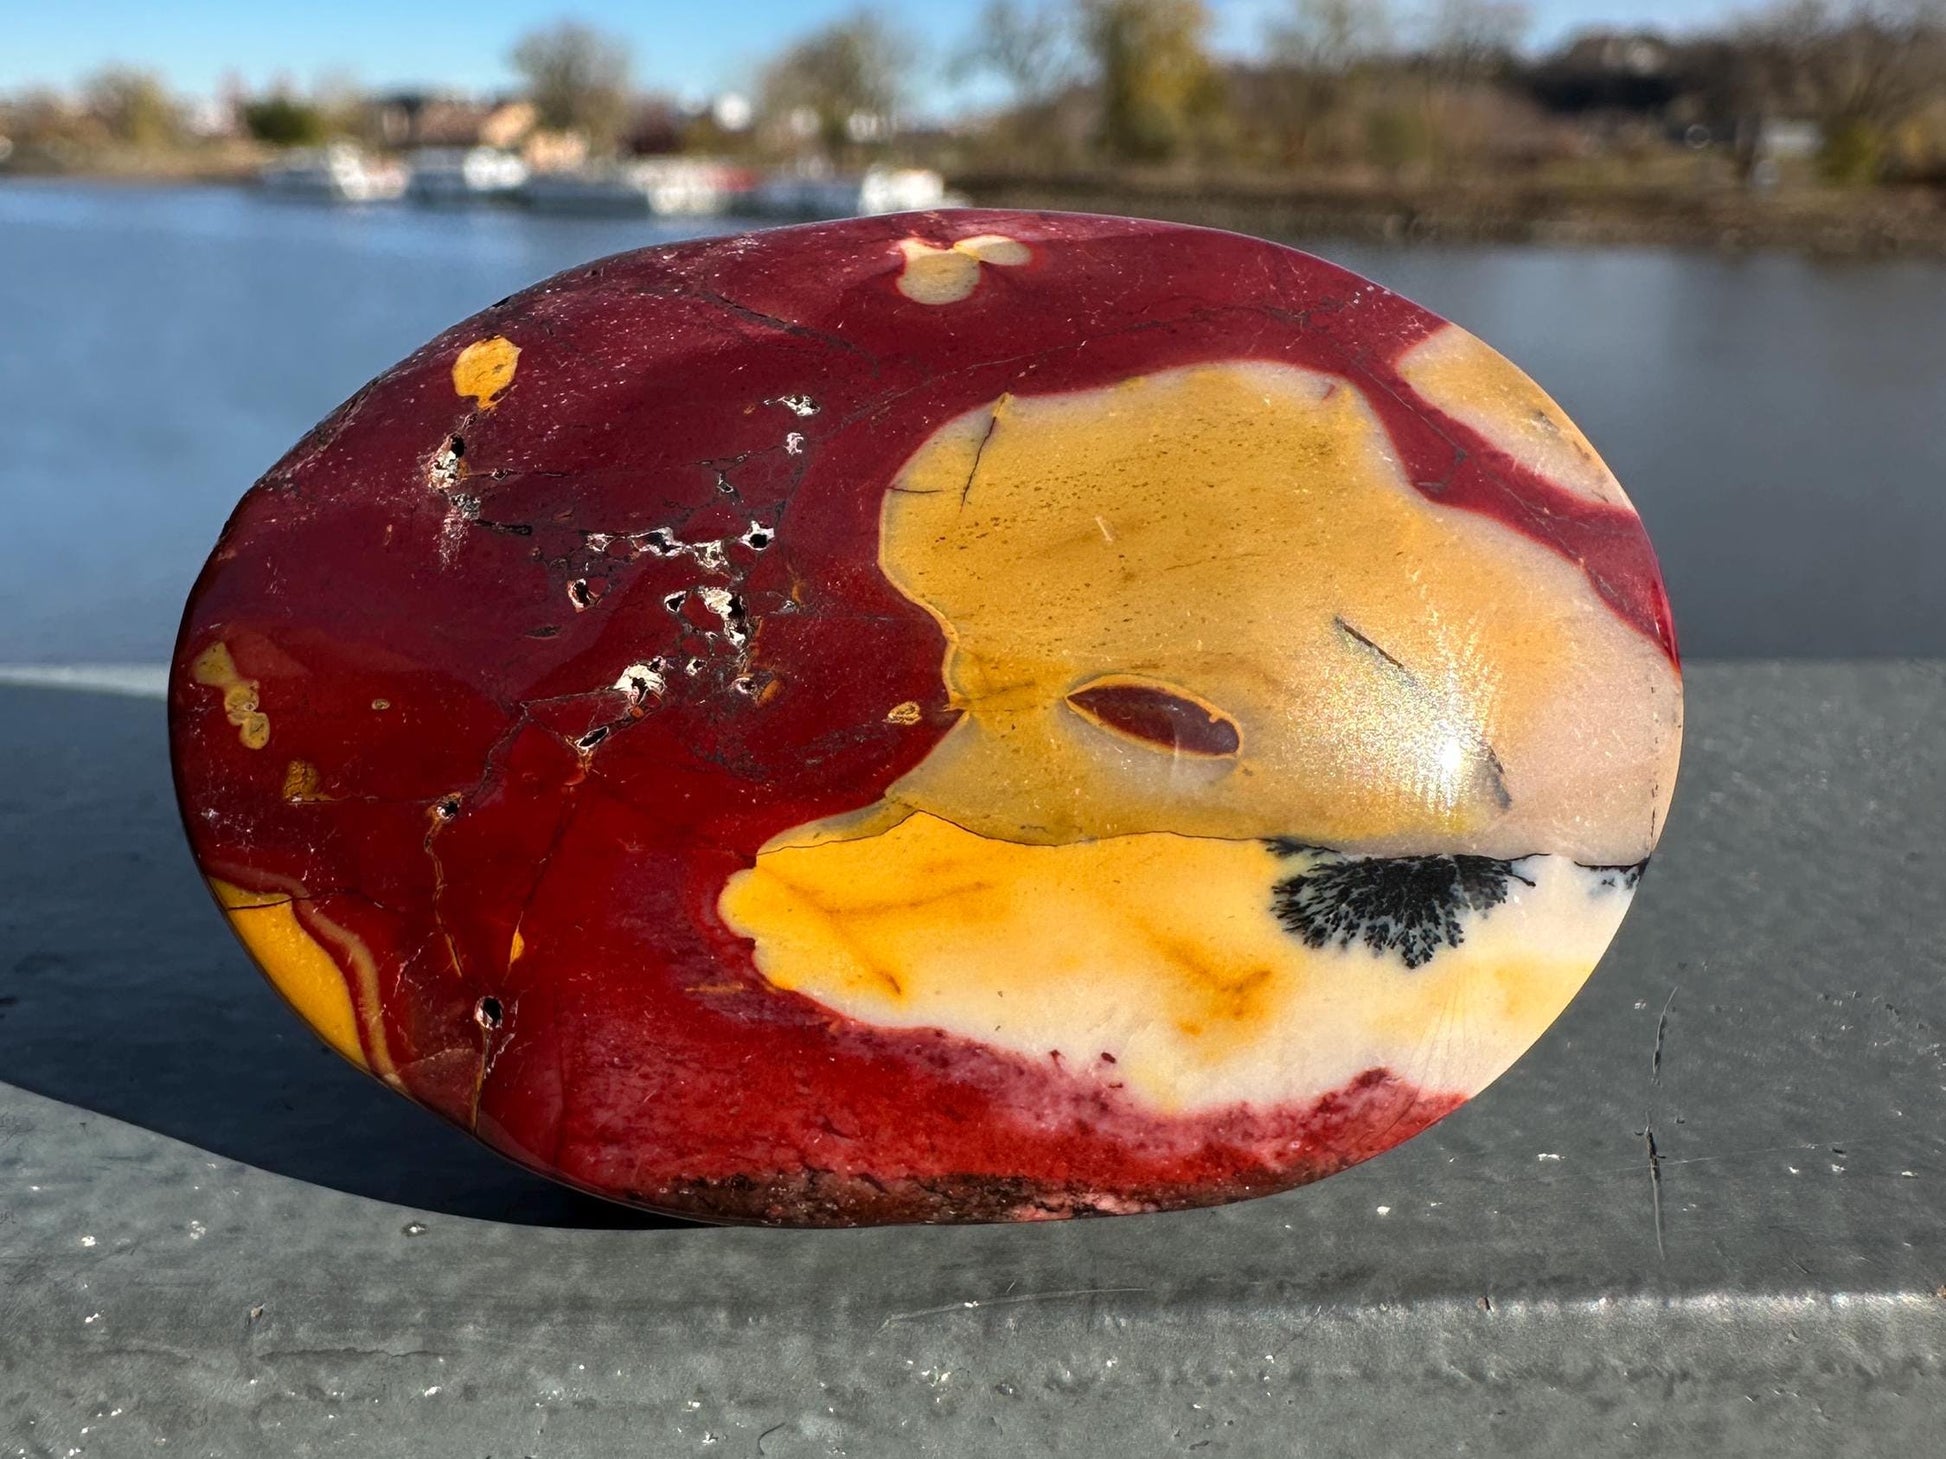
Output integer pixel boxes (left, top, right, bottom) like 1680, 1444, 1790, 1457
5, 1, 1741, 104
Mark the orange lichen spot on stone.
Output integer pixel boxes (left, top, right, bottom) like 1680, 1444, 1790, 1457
885, 700, 923, 725
896, 234, 1029, 305
209, 877, 367, 1070
191, 640, 270, 749
1395, 324, 1631, 509
509, 926, 526, 964
452, 335, 521, 409
282, 760, 322, 801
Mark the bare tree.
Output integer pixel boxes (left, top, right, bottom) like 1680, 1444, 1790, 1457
760, 11, 914, 158
956, 0, 1080, 106
1258, 0, 1395, 165
1421, 0, 1530, 80
1079, 0, 1223, 162
1745, 0, 1946, 179
1673, 35, 1776, 183
1267, 0, 1394, 72
511, 20, 633, 151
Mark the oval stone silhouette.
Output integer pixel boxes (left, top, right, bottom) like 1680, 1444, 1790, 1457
170, 211, 1682, 1225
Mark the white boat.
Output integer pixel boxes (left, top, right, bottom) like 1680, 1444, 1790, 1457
406, 147, 528, 204
746, 166, 951, 220
859, 167, 953, 215
259, 144, 407, 204
520, 159, 740, 217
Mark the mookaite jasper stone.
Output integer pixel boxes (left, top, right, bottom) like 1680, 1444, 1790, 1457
171, 210, 1682, 1225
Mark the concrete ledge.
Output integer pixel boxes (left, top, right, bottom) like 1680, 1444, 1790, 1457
3, 663, 1944, 1455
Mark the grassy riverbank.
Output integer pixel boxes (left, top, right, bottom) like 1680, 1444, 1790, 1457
0, 140, 266, 183
952, 171, 1946, 256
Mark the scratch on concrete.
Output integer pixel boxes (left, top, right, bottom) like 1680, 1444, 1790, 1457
1652, 984, 1678, 1081
1644, 1123, 1666, 1261
879, 1286, 1150, 1328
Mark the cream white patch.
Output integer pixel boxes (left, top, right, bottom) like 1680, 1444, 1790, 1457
1396, 325, 1632, 509
896, 234, 1031, 305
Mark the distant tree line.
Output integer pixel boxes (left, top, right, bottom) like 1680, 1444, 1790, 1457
953, 0, 1946, 184
3, 0, 1943, 187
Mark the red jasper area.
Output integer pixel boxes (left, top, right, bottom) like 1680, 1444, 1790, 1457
172, 210, 1637, 1223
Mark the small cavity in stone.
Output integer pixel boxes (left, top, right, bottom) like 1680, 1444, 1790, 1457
637, 529, 729, 576
613, 662, 667, 702
698, 587, 750, 648
427, 435, 464, 491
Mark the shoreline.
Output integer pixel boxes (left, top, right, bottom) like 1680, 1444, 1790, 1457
7, 166, 1945, 257
954, 172, 1946, 258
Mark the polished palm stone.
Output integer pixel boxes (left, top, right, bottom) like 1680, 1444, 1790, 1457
170, 210, 1682, 1226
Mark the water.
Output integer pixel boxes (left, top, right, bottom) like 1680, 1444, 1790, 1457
3, 179, 1942, 662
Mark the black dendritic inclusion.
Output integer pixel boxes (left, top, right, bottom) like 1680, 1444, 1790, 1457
1581, 860, 1647, 891
1267, 842, 1535, 970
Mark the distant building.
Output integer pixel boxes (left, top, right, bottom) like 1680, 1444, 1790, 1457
372, 92, 536, 151
622, 97, 685, 156
520, 129, 588, 174
1531, 31, 1678, 117
1561, 32, 1673, 77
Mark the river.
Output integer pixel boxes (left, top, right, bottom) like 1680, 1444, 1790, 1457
2, 179, 1941, 661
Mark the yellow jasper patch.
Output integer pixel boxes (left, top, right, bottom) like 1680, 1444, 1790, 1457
718, 357, 1673, 1117
453, 335, 520, 408
210, 878, 367, 1069
190, 641, 270, 749
281, 759, 322, 801
875, 360, 1679, 864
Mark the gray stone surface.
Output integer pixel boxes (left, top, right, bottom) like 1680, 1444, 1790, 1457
2, 662, 1943, 1456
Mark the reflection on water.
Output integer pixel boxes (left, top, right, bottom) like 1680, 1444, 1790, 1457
2, 179, 1941, 660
